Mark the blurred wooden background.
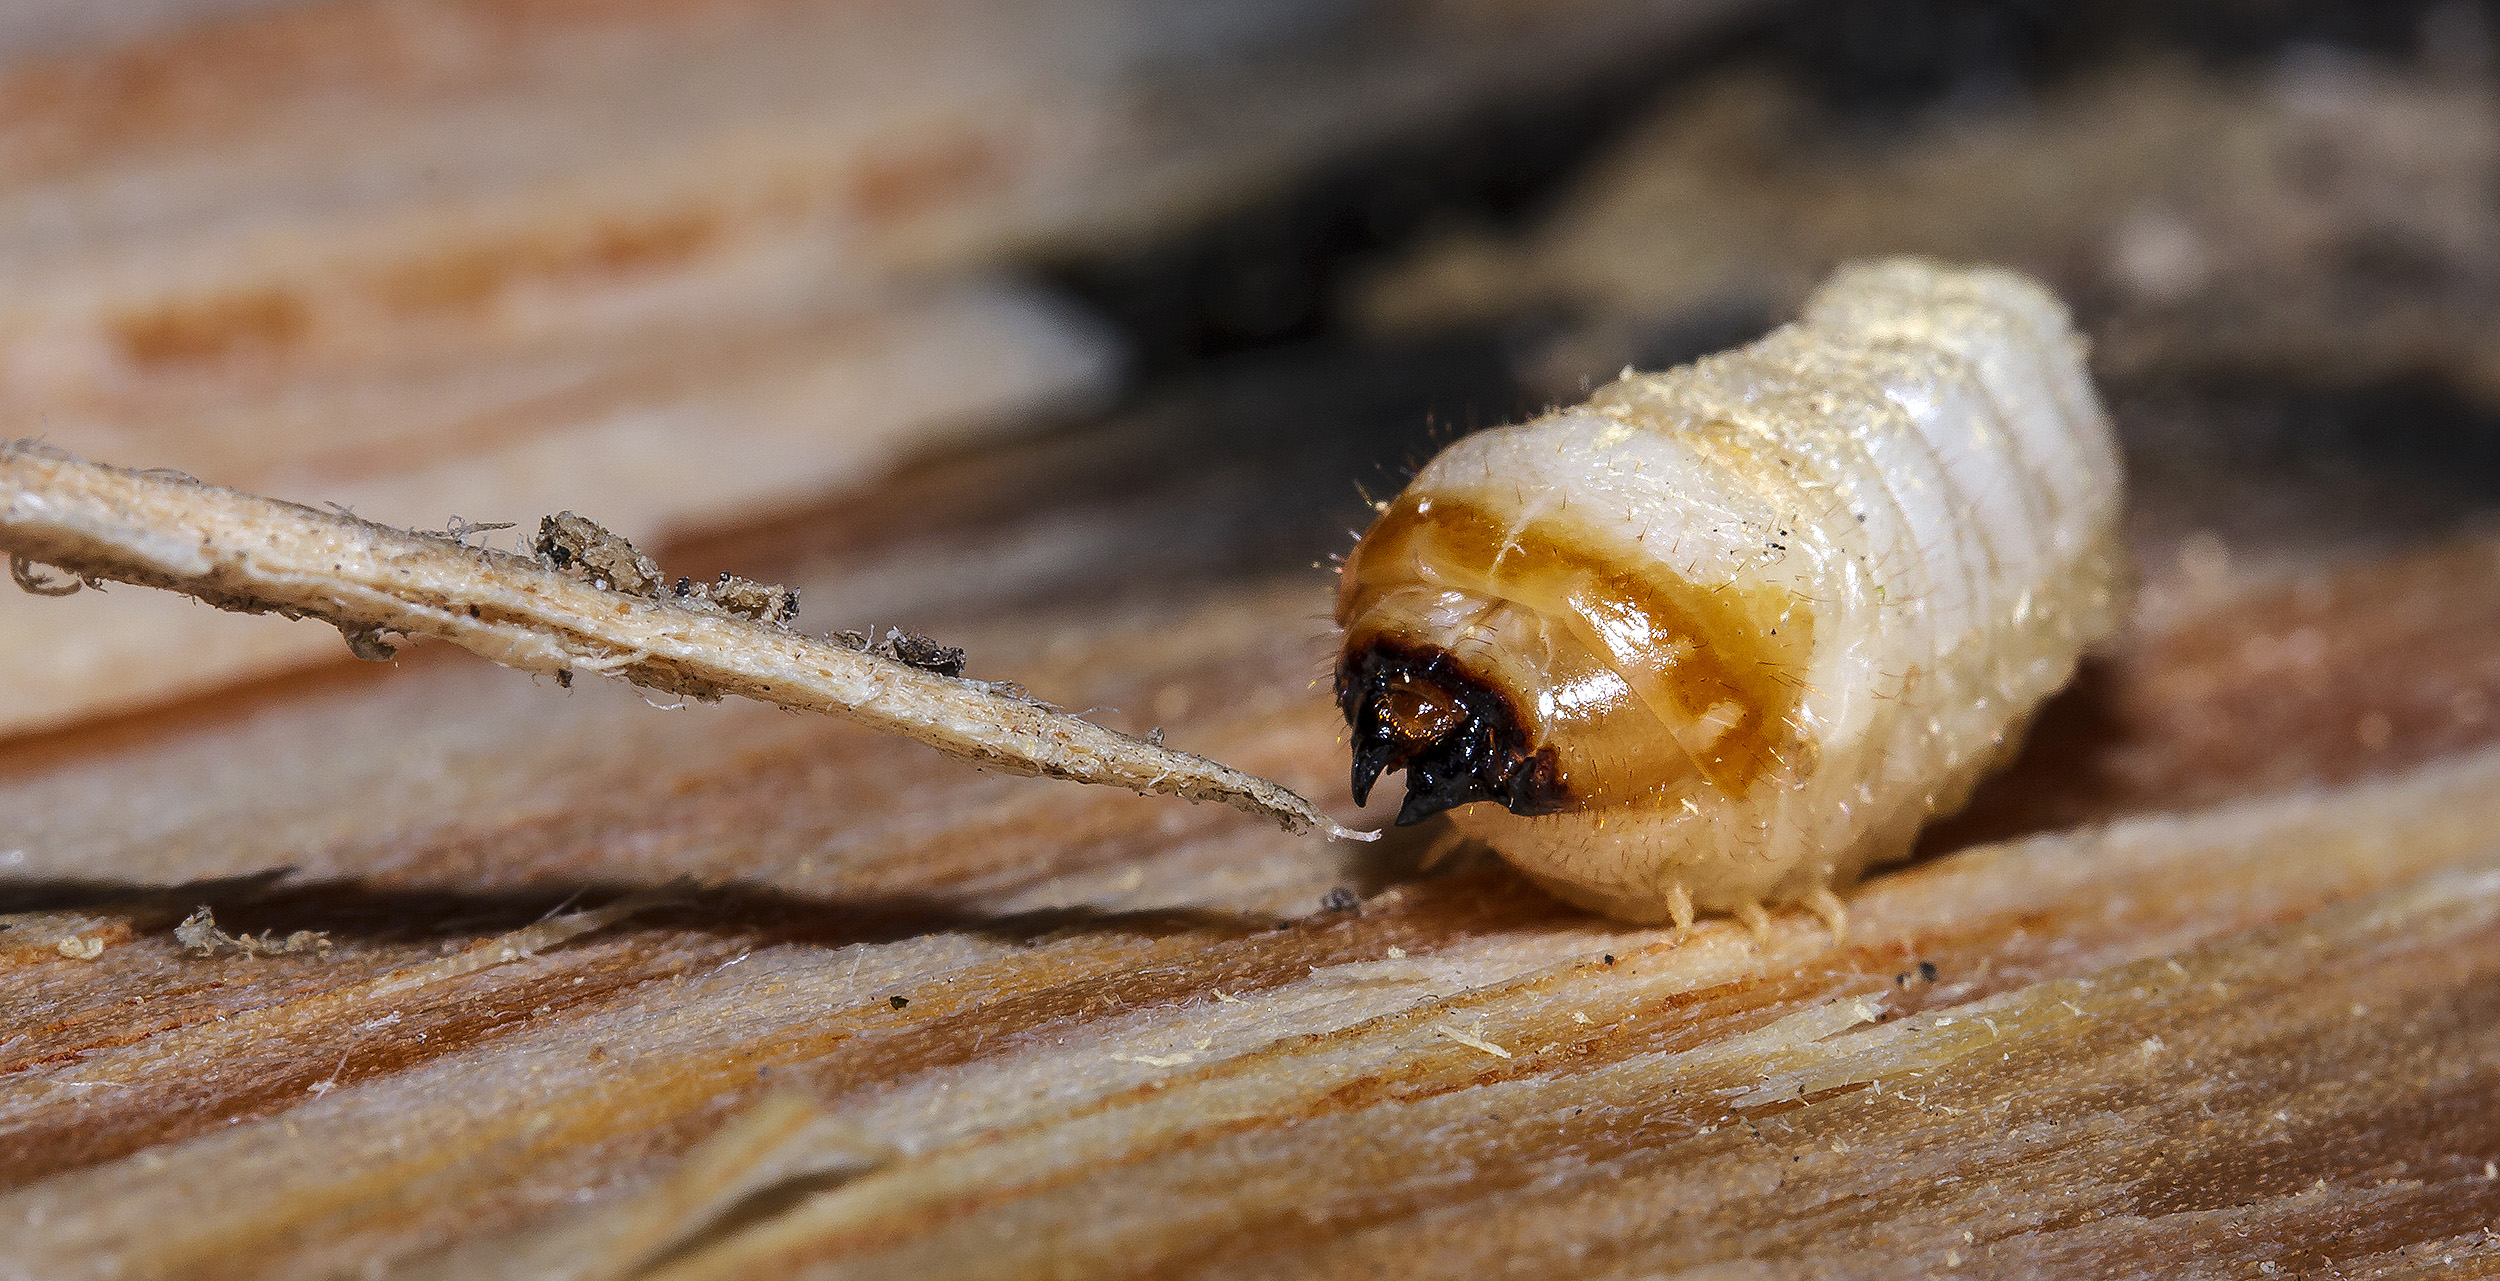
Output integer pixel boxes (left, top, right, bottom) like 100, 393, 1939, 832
6, 2, 2500, 1276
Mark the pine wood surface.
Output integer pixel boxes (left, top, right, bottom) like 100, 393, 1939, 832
7, 341, 2500, 1277
8, 5, 2500, 1278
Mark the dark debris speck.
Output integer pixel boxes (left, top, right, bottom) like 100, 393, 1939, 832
885, 630, 966, 678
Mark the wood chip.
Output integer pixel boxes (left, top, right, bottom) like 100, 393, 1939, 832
1435, 1023, 1513, 1059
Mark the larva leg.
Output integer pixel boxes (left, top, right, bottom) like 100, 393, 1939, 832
1805, 887, 1849, 945
1666, 884, 1696, 932
1735, 901, 1772, 947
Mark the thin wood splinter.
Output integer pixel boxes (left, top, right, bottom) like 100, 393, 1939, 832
0, 441, 1369, 840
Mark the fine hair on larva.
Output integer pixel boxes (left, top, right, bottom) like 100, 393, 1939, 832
1336, 258, 2128, 933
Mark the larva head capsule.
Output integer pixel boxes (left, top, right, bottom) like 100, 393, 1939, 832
1334, 475, 1818, 922
1338, 636, 1566, 825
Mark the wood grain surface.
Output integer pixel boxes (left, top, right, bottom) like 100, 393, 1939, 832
8, 335, 2500, 1277
9, 5, 2500, 1278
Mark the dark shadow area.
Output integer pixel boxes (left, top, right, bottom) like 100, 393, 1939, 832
1773, 0, 2124, 113
0, 870, 1293, 956
1770, 0, 2485, 116
1046, 0, 2487, 380
0, 869, 294, 918
2118, 374, 2500, 554
1043, 30, 1762, 373
668, 332, 1546, 621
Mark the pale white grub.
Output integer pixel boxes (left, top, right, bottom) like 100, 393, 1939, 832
1337, 259, 2128, 925
0, 442, 1362, 838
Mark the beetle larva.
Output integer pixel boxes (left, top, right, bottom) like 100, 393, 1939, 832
1336, 258, 2127, 930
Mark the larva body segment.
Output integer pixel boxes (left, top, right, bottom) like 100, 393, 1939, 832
1336, 259, 2127, 924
